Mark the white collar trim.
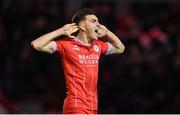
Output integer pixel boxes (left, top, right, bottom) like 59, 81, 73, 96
74, 37, 91, 46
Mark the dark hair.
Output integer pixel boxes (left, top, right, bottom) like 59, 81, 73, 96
72, 8, 95, 25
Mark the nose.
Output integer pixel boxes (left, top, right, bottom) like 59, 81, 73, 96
96, 22, 100, 29
96, 22, 100, 26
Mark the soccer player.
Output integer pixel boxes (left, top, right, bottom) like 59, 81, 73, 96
31, 8, 125, 114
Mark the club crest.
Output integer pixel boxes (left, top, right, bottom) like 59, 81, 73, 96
94, 45, 99, 52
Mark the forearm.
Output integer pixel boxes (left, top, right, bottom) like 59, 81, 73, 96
31, 28, 63, 49
106, 30, 125, 53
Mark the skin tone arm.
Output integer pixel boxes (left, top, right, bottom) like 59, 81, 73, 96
97, 24, 125, 53
31, 23, 78, 53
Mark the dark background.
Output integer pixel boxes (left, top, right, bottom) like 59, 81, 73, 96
0, 0, 180, 113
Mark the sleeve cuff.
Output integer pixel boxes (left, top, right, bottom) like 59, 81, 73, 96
51, 41, 57, 52
106, 42, 116, 55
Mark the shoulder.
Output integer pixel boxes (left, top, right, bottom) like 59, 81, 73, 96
54, 37, 74, 49
53, 37, 74, 54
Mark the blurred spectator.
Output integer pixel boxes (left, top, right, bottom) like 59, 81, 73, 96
0, 92, 15, 113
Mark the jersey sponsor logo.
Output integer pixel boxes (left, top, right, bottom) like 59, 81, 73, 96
93, 45, 99, 52
78, 54, 99, 64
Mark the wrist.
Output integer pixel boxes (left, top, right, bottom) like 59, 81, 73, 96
55, 28, 64, 36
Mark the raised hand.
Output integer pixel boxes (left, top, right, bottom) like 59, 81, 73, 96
61, 23, 79, 38
97, 24, 109, 38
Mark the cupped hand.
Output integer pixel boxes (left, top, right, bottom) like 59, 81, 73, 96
62, 23, 79, 38
97, 24, 109, 38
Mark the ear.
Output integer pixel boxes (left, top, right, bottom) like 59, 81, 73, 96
78, 21, 85, 31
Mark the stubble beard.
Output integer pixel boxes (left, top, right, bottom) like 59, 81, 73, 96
88, 31, 98, 40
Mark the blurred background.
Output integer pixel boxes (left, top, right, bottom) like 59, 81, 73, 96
0, 0, 180, 113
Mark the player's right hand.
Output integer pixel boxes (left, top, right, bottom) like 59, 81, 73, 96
61, 23, 78, 38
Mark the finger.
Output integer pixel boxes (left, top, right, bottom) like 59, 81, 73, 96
72, 25, 78, 28
72, 24, 77, 26
72, 26, 78, 29
65, 25, 77, 30
69, 35, 76, 38
97, 24, 102, 27
98, 25, 104, 29
70, 23, 77, 26
99, 24, 106, 30
66, 23, 76, 26
72, 28, 79, 32
70, 26, 77, 28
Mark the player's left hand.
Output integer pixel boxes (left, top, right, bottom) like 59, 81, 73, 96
97, 24, 109, 38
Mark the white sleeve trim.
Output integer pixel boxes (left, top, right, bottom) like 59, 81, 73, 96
106, 42, 116, 55
50, 41, 57, 52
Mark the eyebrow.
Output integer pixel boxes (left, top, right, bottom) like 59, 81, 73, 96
90, 19, 98, 22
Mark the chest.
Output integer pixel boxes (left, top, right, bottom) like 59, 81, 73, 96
63, 43, 101, 65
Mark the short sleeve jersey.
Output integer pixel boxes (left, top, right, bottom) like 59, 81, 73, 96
53, 37, 110, 110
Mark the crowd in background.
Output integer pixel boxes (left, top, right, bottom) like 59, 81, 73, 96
0, 0, 180, 113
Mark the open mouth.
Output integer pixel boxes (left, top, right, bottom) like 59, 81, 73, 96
93, 30, 98, 39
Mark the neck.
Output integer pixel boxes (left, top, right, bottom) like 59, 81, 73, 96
77, 32, 91, 45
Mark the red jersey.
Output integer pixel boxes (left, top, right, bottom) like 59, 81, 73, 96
53, 37, 110, 110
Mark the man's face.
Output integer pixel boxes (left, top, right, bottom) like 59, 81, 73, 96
82, 15, 100, 40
